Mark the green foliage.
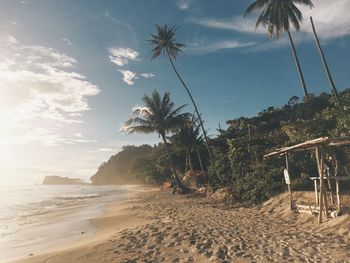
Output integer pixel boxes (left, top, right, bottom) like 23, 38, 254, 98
210, 89, 350, 206
91, 145, 153, 185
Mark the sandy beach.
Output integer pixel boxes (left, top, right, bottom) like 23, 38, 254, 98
7, 189, 350, 263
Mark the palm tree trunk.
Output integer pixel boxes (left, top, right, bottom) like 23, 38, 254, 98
195, 145, 204, 172
287, 31, 309, 100
185, 154, 188, 172
160, 133, 190, 193
166, 49, 213, 164
309, 17, 339, 102
188, 152, 193, 170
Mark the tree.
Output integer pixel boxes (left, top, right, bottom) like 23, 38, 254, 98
149, 24, 213, 163
244, 0, 313, 100
123, 90, 191, 193
170, 115, 205, 172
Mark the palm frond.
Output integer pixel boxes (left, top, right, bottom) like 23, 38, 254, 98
244, 0, 270, 17
148, 24, 185, 60
126, 125, 154, 134
293, 0, 313, 8
245, 0, 313, 38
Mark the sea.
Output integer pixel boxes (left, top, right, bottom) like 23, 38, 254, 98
0, 184, 141, 262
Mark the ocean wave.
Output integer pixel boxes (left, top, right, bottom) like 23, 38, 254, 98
58, 194, 100, 200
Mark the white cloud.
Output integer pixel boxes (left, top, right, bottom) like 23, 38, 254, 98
118, 70, 155, 85
140, 73, 155, 78
187, 38, 255, 54
98, 148, 115, 152
118, 69, 137, 85
62, 38, 72, 46
189, 17, 263, 35
190, 0, 350, 41
108, 47, 139, 66
299, 0, 350, 39
177, 0, 196, 10
74, 133, 83, 137
0, 35, 100, 146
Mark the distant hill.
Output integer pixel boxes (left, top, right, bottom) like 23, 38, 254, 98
91, 145, 154, 185
42, 175, 88, 185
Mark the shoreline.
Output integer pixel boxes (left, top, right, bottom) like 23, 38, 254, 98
7, 190, 350, 263
3, 185, 152, 263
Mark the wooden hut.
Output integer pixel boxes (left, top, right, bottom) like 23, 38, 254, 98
264, 136, 350, 223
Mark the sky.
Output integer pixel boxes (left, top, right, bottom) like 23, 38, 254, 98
0, 0, 350, 184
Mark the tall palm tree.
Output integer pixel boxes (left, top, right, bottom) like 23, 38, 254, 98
124, 90, 191, 193
244, 0, 313, 100
149, 24, 213, 163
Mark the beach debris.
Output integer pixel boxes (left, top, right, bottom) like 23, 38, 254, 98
160, 180, 172, 191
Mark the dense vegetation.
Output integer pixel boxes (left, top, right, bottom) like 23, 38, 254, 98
91, 90, 350, 205
91, 145, 154, 185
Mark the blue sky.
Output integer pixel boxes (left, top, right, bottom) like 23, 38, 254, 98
0, 0, 349, 184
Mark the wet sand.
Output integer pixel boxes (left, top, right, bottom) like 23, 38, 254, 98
8, 190, 350, 263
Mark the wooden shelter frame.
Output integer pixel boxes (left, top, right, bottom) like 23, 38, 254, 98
264, 137, 350, 223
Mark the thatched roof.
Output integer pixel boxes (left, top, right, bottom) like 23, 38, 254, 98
264, 136, 350, 158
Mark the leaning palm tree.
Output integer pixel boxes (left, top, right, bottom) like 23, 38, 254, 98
149, 24, 213, 163
244, 0, 313, 100
123, 90, 191, 193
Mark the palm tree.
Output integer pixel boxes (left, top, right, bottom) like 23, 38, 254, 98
244, 0, 313, 100
123, 90, 191, 193
170, 115, 205, 172
149, 24, 213, 163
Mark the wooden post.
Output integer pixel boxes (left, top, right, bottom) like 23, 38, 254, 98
336, 179, 341, 212
327, 178, 334, 205
285, 153, 293, 211
316, 147, 324, 223
314, 179, 319, 207
321, 151, 329, 219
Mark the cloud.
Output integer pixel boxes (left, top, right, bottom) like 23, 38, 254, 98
298, 0, 350, 39
108, 47, 139, 66
108, 47, 154, 85
0, 35, 99, 146
140, 73, 155, 78
186, 38, 255, 54
74, 133, 83, 137
190, 0, 350, 40
62, 38, 72, 46
118, 69, 137, 85
104, 12, 138, 46
177, 0, 196, 10
97, 148, 115, 152
118, 70, 155, 85
189, 17, 266, 35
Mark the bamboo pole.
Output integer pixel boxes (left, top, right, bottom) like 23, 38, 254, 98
316, 147, 324, 223
336, 179, 341, 212
314, 179, 319, 207
285, 153, 293, 211
327, 178, 334, 205
320, 149, 329, 219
